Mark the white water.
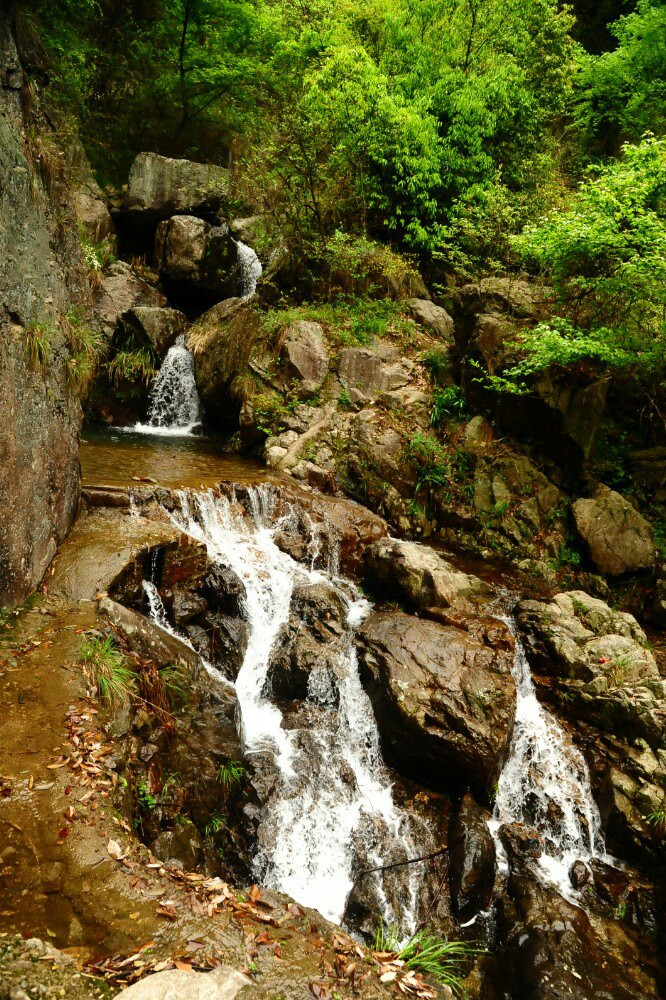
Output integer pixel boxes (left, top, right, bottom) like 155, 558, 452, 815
491, 621, 605, 896
235, 240, 262, 299
167, 486, 418, 931
131, 335, 202, 436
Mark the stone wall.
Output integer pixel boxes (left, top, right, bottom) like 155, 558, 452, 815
0, 9, 86, 607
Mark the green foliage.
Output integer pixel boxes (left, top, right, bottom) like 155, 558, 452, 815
217, 760, 246, 791
205, 813, 228, 836
80, 635, 136, 707
577, 1, 666, 147
420, 348, 451, 385
374, 924, 480, 993
430, 386, 468, 426
138, 780, 157, 811
485, 137, 666, 407
338, 383, 353, 410
108, 347, 157, 388
66, 307, 107, 393
406, 432, 451, 496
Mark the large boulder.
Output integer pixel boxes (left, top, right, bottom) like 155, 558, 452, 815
66, 139, 115, 245
572, 485, 656, 576
188, 298, 258, 423
279, 321, 329, 395
123, 152, 229, 223
358, 611, 515, 789
365, 538, 489, 613
155, 215, 208, 284
119, 306, 188, 360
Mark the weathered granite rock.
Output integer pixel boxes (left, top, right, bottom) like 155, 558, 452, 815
123, 152, 229, 222
96, 261, 166, 337
449, 793, 496, 920
338, 347, 410, 399
366, 538, 489, 612
573, 485, 656, 576
358, 611, 515, 788
406, 298, 454, 340
155, 214, 208, 284
279, 320, 329, 395
66, 139, 115, 245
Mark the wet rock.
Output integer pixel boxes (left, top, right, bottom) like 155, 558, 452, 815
119, 306, 188, 360
569, 859, 590, 890
496, 865, 656, 999
498, 822, 544, 863
365, 537, 489, 613
123, 152, 230, 224
449, 794, 496, 921
97, 260, 166, 338
406, 298, 454, 340
572, 485, 656, 576
152, 822, 204, 870
279, 320, 329, 395
358, 611, 515, 789
99, 597, 201, 674
155, 214, 208, 284
189, 612, 248, 680
203, 562, 247, 617
268, 582, 347, 700
113, 966, 252, 999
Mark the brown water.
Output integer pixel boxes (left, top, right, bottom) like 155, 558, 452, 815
81, 426, 266, 489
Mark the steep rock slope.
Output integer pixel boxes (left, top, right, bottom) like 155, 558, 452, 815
0, 10, 88, 606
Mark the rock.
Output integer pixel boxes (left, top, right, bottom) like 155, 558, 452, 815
268, 582, 347, 700
572, 485, 656, 576
96, 261, 166, 337
152, 823, 204, 870
203, 563, 247, 617
113, 966, 252, 999
569, 859, 590, 889
649, 577, 666, 627
406, 298, 454, 340
123, 152, 230, 222
119, 306, 188, 360
358, 611, 515, 789
65, 137, 115, 245
338, 348, 409, 399
628, 446, 666, 498
365, 538, 489, 612
461, 415, 494, 451
279, 321, 329, 395
456, 277, 548, 324
155, 214, 208, 284
449, 794, 496, 920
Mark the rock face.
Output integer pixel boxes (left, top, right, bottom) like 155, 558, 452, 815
66, 138, 115, 245
448, 793, 496, 921
358, 611, 515, 789
188, 298, 257, 423
572, 485, 656, 575
338, 347, 410, 401
365, 538, 489, 613
517, 591, 666, 857
279, 320, 329, 395
0, 13, 87, 607
123, 152, 229, 223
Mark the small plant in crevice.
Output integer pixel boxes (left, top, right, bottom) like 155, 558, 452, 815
373, 923, 481, 994
217, 760, 246, 791
79, 634, 136, 707
108, 346, 156, 388
338, 382, 353, 410
24, 321, 55, 369
647, 806, 666, 834
159, 662, 190, 708
205, 813, 228, 836
138, 780, 157, 811
430, 385, 468, 426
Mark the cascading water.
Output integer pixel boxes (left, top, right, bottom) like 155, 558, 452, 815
235, 240, 262, 299
165, 486, 419, 932
132, 335, 202, 436
490, 620, 605, 896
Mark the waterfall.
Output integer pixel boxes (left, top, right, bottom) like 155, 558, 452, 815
166, 486, 418, 933
490, 620, 605, 896
235, 240, 262, 299
132, 335, 202, 436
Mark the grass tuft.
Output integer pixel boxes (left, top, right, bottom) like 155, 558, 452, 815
217, 760, 246, 791
374, 923, 481, 994
80, 635, 136, 707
